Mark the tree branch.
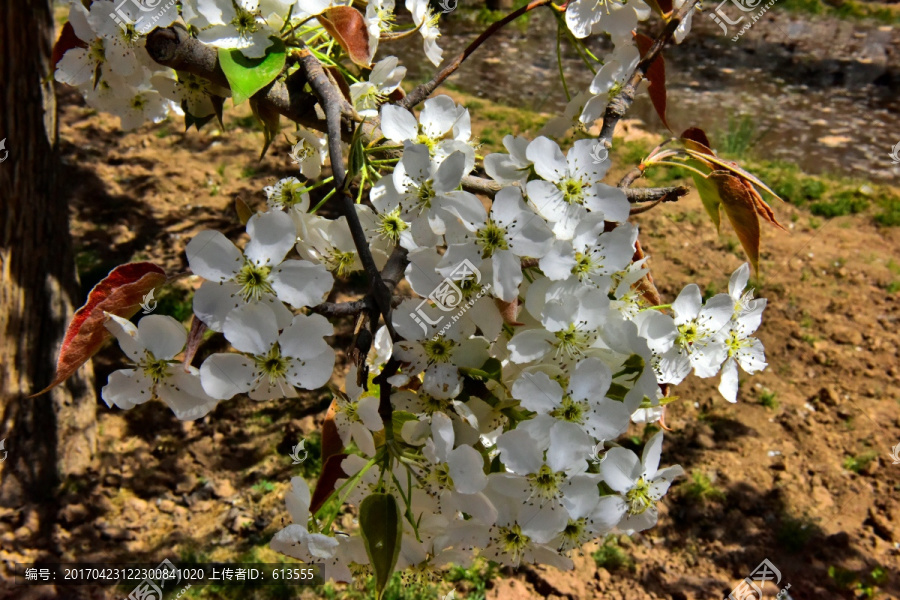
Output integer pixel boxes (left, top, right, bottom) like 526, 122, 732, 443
297, 50, 400, 340
596, 0, 700, 146
144, 25, 334, 134
625, 185, 688, 203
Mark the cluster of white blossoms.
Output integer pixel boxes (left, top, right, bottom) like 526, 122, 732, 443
62, 0, 761, 588
100, 96, 766, 581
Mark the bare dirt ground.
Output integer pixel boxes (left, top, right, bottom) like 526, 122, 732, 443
1, 71, 899, 600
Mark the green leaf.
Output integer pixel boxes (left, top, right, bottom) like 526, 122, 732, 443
687, 159, 721, 231
391, 411, 418, 438
461, 357, 503, 382
359, 493, 402, 600
218, 38, 286, 105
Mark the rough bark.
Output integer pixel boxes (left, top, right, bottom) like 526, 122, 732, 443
0, 0, 97, 520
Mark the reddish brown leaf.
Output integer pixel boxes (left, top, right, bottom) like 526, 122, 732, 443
387, 87, 406, 103
31, 262, 167, 397
182, 315, 208, 370
632, 240, 662, 307
745, 179, 788, 232
318, 7, 371, 67
634, 33, 669, 131
709, 172, 761, 273
321, 398, 345, 463
680, 127, 711, 149
495, 298, 524, 326
309, 453, 349, 515
52, 21, 87, 69
324, 66, 352, 103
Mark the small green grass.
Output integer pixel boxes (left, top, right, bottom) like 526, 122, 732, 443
681, 470, 726, 503
592, 535, 635, 572
759, 390, 778, 409
779, 0, 900, 23
842, 451, 877, 474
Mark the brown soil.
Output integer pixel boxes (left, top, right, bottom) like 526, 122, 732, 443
1, 78, 899, 600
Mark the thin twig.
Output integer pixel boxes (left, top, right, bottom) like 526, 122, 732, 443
596, 0, 700, 146
399, 0, 554, 110
625, 186, 688, 203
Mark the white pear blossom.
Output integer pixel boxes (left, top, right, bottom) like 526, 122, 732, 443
103, 314, 218, 420
270, 476, 342, 561
440, 186, 553, 302
640, 284, 733, 384
406, 0, 443, 66
264, 177, 310, 212
484, 135, 533, 185
511, 357, 631, 443
379, 96, 475, 172
391, 299, 490, 399
350, 56, 406, 118
598, 431, 684, 532
370, 144, 482, 249
525, 137, 629, 239
186, 210, 333, 331
565, 0, 650, 40
331, 367, 385, 456
200, 303, 335, 400
580, 44, 641, 126
192, 0, 292, 58
289, 128, 328, 180
539, 215, 637, 284
716, 266, 767, 401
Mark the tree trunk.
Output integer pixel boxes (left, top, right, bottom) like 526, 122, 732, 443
0, 0, 96, 526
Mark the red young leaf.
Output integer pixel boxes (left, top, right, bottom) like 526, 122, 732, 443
745, 179, 788, 232
496, 298, 524, 326
632, 240, 662, 307
709, 172, 762, 273
31, 262, 167, 397
324, 65, 352, 103
321, 398, 346, 463
634, 32, 670, 131
680, 127, 712, 149
310, 453, 349, 514
52, 21, 87, 69
318, 7, 371, 67
182, 315, 208, 370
